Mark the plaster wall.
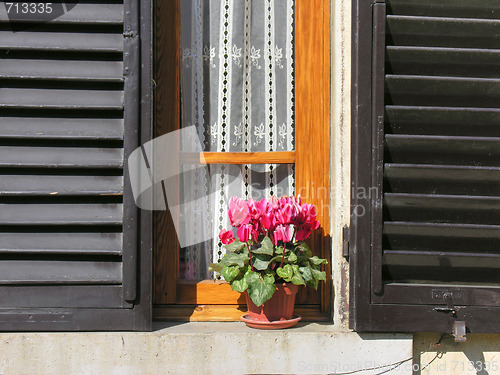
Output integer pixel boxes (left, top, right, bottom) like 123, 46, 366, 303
413, 333, 500, 375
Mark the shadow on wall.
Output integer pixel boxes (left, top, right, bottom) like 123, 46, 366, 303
413, 333, 500, 375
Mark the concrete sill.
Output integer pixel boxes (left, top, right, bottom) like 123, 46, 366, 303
150, 321, 413, 374
0, 322, 412, 375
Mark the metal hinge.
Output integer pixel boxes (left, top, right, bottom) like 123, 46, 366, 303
123, 31, 137, 38
342, 226, 350, 258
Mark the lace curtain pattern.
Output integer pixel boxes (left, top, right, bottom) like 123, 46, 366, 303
180, 0, 295, 279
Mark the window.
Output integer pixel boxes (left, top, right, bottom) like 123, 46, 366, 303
153, 0, 331, 321
351, 0, 500, 333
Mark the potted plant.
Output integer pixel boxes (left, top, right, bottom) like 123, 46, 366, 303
209, 195, 328, 329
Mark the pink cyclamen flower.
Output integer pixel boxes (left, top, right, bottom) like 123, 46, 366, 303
273, 225, 293, 245
279, 203, 294, 225
258, 198, 274, 230
228, 197, 250, 227
247, 198, 260, 221
268, 195, 280, 210
295, 227, 311, 241
301, 204, 318, 226
219, 229, 235, 245
237, 224, 252, 242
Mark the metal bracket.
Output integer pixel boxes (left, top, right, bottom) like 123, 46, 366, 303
123, 31, 137, 38
342, 226, 350, 258
453, 321, 467, 343
433, 290, 465, 317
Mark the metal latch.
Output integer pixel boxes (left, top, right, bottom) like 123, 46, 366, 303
453, 321, 467, 343
433, 292, 457, 315
342, 226, 350, 258
433, 290, 465, 317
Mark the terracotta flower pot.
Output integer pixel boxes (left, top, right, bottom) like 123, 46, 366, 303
242, 283, 301, 329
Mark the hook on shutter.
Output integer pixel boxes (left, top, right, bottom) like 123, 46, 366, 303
453, 321, 467, 343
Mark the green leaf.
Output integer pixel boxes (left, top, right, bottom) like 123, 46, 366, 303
252, 254, 271, 271
263, 273, 275, 284
309, 256, 328, 266
295, 242, 312, 257
299, 265, 313, 282
251, 238, 274, 256
231, 277, 248, 292
251, 236, 274, 256
247, 278, 276, 306
276, 264, 293, 282
291, 270, 305, 286
225, 240, 245, 252
274, 245, 285, 255
269, 255, 283, 264
221, 265, 240, 283
208, 263, 222, 273
245, 271, 260, 286
287, 251, 298, 264
306, 275, 319, 290
221, 252, 248, 268
311, 268, 326, 282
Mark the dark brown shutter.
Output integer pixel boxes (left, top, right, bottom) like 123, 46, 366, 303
351, 0, 500, 333
0, 0, 152, 331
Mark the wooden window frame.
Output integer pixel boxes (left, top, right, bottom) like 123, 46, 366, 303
153, 0, 331, 321
350, 0, 500, 334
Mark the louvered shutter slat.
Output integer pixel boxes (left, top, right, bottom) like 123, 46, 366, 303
385, 106, 500, 136
384, 222, 500, 255
385, 135, 500, 166
0, 261, 122, 284
387, 0, 500, 19
385, 164, 500, 196
0, 60, 124, 81
0, 147, 123, 168
0, 204, 123, 225
0, 286, 130, 308
0, 88, 123, 109
0, 32, 123, 52
387, 16, 500, 48
0, 175, 123, 196
0, 4, 124, 24
2, 118, 124, 140
0, 233, 123, 255
386, 47, 500, 78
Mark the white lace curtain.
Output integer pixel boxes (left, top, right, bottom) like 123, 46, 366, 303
180, 0, 295, 279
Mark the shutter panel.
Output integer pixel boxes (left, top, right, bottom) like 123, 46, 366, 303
0, 1, 152, 331
351, 0, 500, 333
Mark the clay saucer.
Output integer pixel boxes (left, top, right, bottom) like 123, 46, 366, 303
241, 314, 302, 329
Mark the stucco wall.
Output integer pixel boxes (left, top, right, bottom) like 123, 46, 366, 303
413, 333, 500, 375
331, 0, 352, 330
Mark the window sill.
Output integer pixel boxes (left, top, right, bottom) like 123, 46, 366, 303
153, 304, 330, 322
153, 320, 336, 333
0, 322, 412, 374
151, 321, 413, 374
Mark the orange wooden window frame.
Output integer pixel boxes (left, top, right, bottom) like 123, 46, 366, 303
153, 0, 331, 321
